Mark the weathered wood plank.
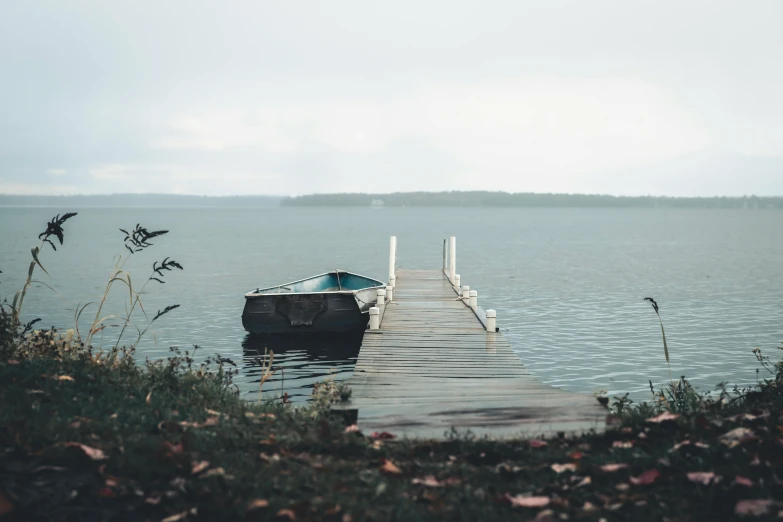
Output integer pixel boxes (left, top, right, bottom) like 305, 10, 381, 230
339, 268, 606, 439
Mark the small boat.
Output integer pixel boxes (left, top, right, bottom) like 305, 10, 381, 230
242, 270, 386, 334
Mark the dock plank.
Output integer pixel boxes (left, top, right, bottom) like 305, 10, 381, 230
338, 269, 606, 439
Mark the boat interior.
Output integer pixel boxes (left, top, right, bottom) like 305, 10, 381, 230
250, 271, 385, 295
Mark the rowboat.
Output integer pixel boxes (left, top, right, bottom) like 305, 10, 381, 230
242, 270, 386, 334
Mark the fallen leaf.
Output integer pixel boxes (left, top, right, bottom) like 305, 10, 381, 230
161, 508, 197, 522
344, 424, 361, 434
191, 460, 209, 474
687, 472, 720, 485
735, 499, 775, 517
629, 469, 661, 485
582, 501, 597, 512
163, 441, 184, 457
246, 499, 269, 510
600, 463, 629, 473
56, 375, 74, 382
0, 490, 14, 516
615, 483, 630, 491
370, 431, 396, 440
200, 467, 232, 479
646, 412, 680, 423
528, 439, 548, 448
145, 496, 161, 505
551, 463, 577, 473
720, 427, 757, 448
505, 494, 550, 508
325, 504, 341, 515
277, 508, 297, 520
412, 476, 442, 487
6, 360, 19, 365
63, 442, 107, 460
145, 391, 152, 404
612, 441, 633, 448
575, 476, 592, 488
204, 408, 222, 416
380, 459, 401, 474
734, 476, 754, 487
568, 451, 584, 460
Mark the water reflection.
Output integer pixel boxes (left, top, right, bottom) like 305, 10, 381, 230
240, 331, 363, 402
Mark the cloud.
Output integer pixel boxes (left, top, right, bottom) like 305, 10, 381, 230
46, 168, 68, 176
0, 183, 78, 195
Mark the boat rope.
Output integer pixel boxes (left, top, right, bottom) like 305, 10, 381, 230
335, 270, 342, 291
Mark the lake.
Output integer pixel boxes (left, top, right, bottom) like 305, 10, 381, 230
1, 206, 781, 402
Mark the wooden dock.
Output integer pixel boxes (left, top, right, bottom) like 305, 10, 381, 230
339, 267, 607, 439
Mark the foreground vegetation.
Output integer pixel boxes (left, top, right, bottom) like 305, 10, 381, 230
2, 213, 782, 520
0, 329, 782, 521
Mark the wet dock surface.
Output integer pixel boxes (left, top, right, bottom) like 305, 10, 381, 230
338, 269, 607, 439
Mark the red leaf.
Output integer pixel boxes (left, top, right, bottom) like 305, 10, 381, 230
379, 459, 401, 474
735, 499, 774, 516
277, 508, 297, 520
505, 494, 550, 508
528, 439, 548, 448
646, 412, 680, 423
370, 431, 396, 440
599, 463, 628, 473
246, 499, 269, 511
629, 469, 660, 485
551, 463, 577, 473
63, 442, 107, 460
734, 476, 754, 487
687, 472, 720, 485
412, 476, 442, 487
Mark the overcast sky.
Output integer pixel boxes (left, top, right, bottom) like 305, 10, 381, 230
1, 0, 782, 196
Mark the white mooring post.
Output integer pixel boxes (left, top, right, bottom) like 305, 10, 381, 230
389, 236, 397, 281
389, 274, 396, 288
386, 285, 394, 302
454, 274, 461, 288
461, 285, 470, 302
369, 307, 380, 330
469, 290, 478, 309
376, 288, 386, 314
448, 236, 456, 283
486, 309, 496, 332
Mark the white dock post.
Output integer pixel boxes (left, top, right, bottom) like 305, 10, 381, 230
486, 309, 496, 332
469, 290, 478, 309
389, 236, 397, 280
448, 236, 456, 283
369, 307, 380, 330
386, 285, 393, 302
454, 274, 461, 288
462, 285, 470, 302
389, 274, 396, 288
376, 288, 386, 314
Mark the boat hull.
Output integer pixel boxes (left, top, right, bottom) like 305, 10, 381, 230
242, 291, 373, 334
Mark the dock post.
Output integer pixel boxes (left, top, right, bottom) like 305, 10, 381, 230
461, 285, 470, 302
369, 307, 380, 330
389, 236, 397, 280
454, 274, 461, 288
469, 290, 478, 309
389, 274, 396, 288
376, 288, 386, 314
448, 236, 456, 283
386, 285, 393, 302
486, 309, 496, 332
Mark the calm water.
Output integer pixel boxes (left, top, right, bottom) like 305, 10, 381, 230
2, 206, 781, 402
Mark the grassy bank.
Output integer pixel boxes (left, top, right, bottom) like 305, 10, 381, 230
1, 330, 782, 521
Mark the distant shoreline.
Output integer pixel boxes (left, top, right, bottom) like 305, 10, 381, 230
1, 191, 782, 209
